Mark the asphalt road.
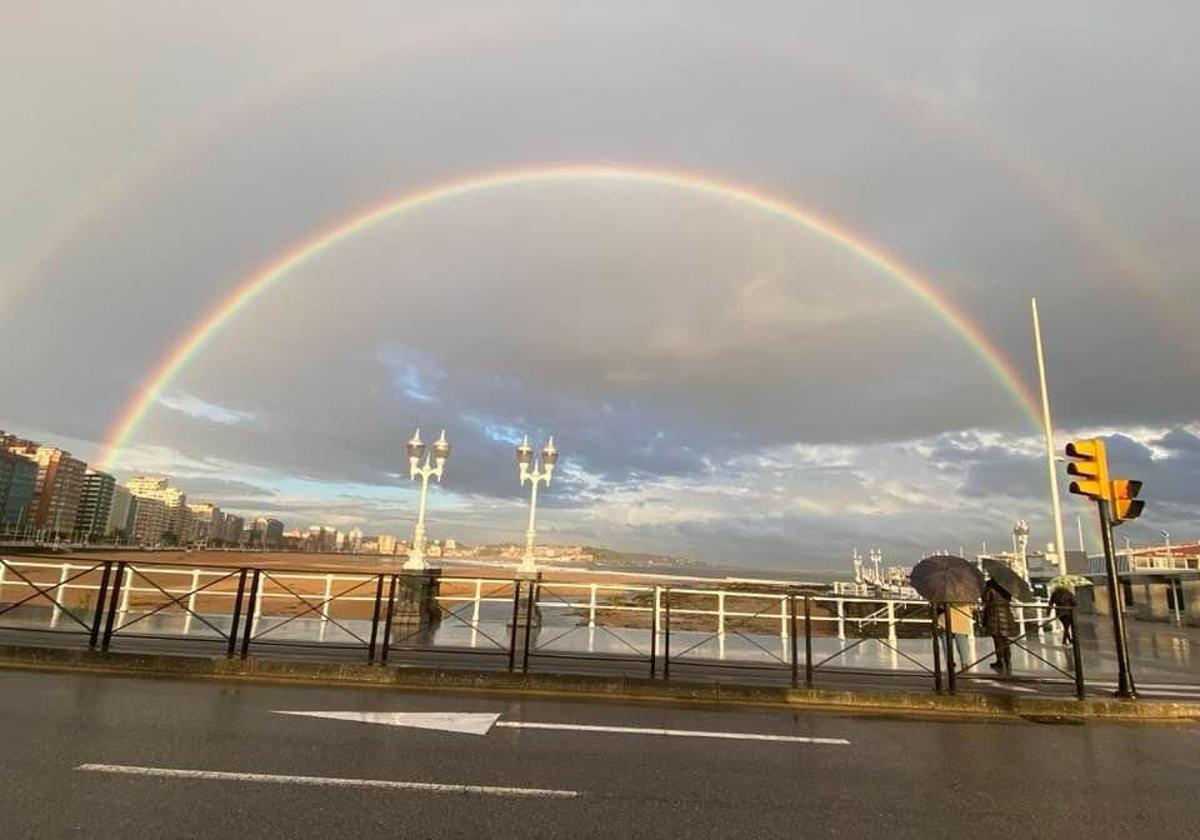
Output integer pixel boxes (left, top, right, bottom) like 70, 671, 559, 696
2, 669, 1198, 839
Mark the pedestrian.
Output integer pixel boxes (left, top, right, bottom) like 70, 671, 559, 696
982, 579, 1017, 676
938, 601, 974, 672
1049, 585, 1077, 646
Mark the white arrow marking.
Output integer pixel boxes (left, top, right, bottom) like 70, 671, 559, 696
973, 679, 1037, 694
76, 764, 577, 799
494, 721, 850, 745
273, 711, 501, 735
273, 710, 849, 745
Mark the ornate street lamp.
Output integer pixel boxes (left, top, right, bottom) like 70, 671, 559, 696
403, 428, 450, 571
516, 434, 558, 576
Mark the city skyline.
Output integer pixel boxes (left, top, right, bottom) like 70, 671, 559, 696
3, 5, 1199, 567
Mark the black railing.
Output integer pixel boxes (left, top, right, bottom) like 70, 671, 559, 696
0, 556, 1106, 700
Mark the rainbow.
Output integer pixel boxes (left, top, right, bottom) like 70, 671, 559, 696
98, 163, 1041, 470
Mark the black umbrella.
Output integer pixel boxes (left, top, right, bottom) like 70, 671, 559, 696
982, 558, 1035, 602
910, 555, 985, 603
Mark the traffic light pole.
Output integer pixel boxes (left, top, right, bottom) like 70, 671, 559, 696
1098, 499, 1137, 699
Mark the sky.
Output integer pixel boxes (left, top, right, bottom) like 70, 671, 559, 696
2, 2, 1198, 570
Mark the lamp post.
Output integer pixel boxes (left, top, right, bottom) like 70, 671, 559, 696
403, 429, 450, 572
516, 435, 558, 576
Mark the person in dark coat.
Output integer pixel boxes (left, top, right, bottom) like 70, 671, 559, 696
1049, 586, 1077, 646
982, 579, 1017, 675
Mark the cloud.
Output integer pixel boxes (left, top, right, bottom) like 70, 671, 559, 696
158, 392, 255, 426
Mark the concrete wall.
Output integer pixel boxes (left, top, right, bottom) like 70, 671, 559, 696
1129, 580, 1172, 622
1183, 579, 1200, 627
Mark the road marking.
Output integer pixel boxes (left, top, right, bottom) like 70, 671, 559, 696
498, 721, 850, 744
273, 710, 849, 744
274, 710, 500, 735
1089, 681, 1200, 692
75, 764, 579, 799
973, 679, 1038, 694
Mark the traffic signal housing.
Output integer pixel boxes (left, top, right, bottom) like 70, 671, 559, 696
1065, 439, 1110, 501
1110, 478, 1145, 524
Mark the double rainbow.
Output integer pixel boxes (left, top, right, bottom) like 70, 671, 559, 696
98, 163, 1040, 469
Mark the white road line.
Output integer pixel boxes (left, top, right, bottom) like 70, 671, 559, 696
1089, 681, 1200, 692
493, 721, 850, 745
972, 679, 1038, 694
75, 764, 579, 799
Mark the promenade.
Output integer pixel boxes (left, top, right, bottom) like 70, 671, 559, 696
1, 552, 1197, 709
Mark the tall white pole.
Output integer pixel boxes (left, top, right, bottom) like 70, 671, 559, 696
1032, 297, 1067, 575
521, 478, 540, 573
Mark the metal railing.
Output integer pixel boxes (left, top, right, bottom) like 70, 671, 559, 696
0, 556, 1093, 698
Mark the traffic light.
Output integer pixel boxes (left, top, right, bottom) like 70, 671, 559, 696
1110, 478, 1145, 524
1065, 439, 1110, 501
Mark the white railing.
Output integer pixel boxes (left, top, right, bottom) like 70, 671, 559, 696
0, 557, 1055, 653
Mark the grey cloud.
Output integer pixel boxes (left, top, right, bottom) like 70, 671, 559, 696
3, 3, 1199, 567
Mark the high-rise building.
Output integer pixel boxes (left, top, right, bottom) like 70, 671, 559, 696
75, 470, 116, 539
0, 449, 37, 531
222, 514, 244, 545
187, 503, 223, 545
242, 516, 282, 548
125, 476, 187, 541
3, 438, 87, 535
307, 525, 338, 553
107, 485, 135, 539
348, 527, 364, 553
130, 496, 170, 545
377, 533, 397, 556
263, 517, 284, 549
176, 505, 197, 545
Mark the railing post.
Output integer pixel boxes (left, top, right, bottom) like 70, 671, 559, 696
183, 569, 200, 636
521, 578, 537, 674
803, 594, 814, 689
507, 580, 521, 672
50, 563, 70, 629
650, 585, 660, 679
118, 565, 133, 622
470, 579, 482, 646
380, 575, 398, 665
226, 569, 249, 659
239, 569, 260, 659
789, 593, 799, 689
663, 588, 672, 680
88, 561, 113, 650
100, 562, 126, 651
886, 601, 897, 646
367, 573, 385, 663
588, 583, 597, 629
321, 574, 333, 625
717, 591, 726, 637
250, 571, 264, 639
931, 603, 943, 693
1071, 608, 1086, 701
836, 598, 845, 640
945, 602, 957, 695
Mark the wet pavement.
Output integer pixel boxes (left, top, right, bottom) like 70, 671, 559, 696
3, 668, 1198, 839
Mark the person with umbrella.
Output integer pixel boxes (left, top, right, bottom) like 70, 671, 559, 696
1049, 584, 1078, 646
982, 578, 1018, 676
938, 601, 975, 670
910, 555, 985, 675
